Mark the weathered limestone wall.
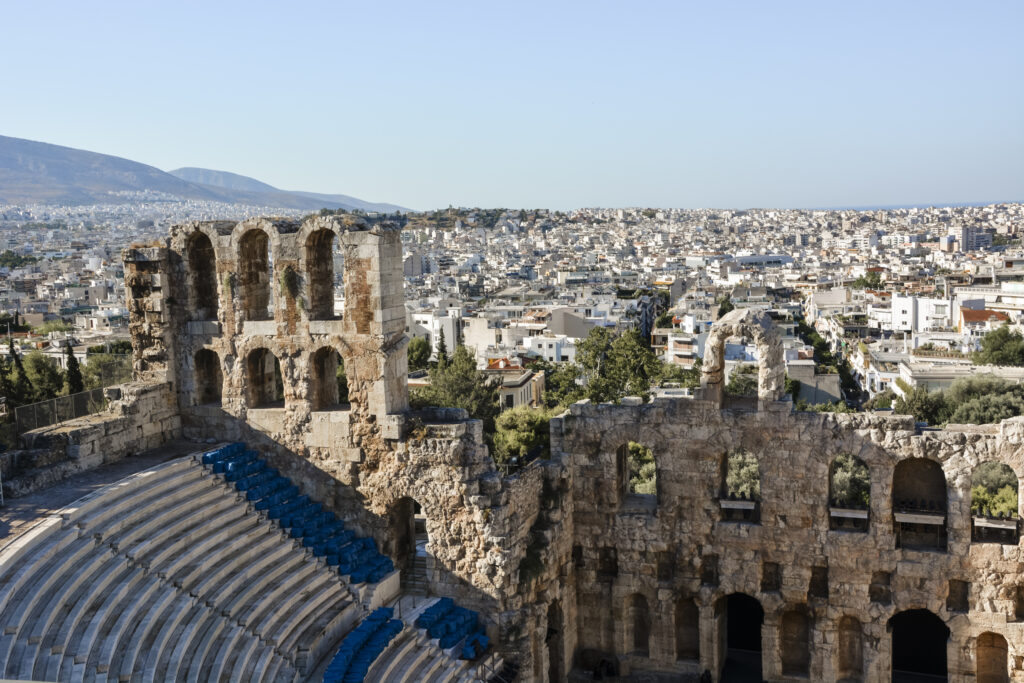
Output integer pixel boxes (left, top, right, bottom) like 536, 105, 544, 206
555, 399, 1024, 681
0, 381, 180, 498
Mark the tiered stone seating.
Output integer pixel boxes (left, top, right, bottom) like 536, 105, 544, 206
358, 598, 503, 683
0, 446, 392, 682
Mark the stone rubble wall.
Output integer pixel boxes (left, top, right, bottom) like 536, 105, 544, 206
0, 381, 180, 498
555, 398, 1024, 681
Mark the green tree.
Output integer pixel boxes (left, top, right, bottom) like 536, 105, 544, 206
830, 454, 870, 507
8, 340, 33, 405
725, 451, 760, 500
412, 345, 500, 433
972, 326, 1024, 366
971, 462, 1019, 516
33, 320, 74, 335
851, 271, 883, 289
717, 295, 735, 318
65, 344, 84, 395
407, 336, 431, 372
81, 353, 132, 390
436, 329, 449, 366
23, 351, 64, 402
725, 364, 758, 397
533, 359, 583, 409
87, 340, 133, 355
492, 406, 551, 465
627, 442, 656, 495
893, 386, 948, 425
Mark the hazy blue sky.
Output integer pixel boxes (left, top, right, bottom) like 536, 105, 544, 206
3, 1, 1022, 210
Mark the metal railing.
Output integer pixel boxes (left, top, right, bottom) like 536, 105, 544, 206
14, 388, 108, 434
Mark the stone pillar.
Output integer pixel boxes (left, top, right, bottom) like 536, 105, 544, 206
340, 223, 409, 421
123, 244, 178, 386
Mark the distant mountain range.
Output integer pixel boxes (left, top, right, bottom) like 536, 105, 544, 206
0, 135, 409, 212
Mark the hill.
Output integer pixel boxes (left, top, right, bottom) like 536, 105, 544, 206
0, 135, 409, 212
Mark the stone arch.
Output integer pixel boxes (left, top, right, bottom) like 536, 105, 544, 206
976, 631, 1009, 683
716, 593, 764, 680
674, 596, 699, 661
830, 454, 871, 531
309, 346, 345, 411
245, 347, 283, 408
305, 227, 337, 320
836, 615, 863, 682
193, 348, 222, 405
547, 600, 565, 683
625, 593, 651, 656
889, 609, 949, 681
780, 608, 811, 676
700, 308, 785, 408
185, 230, 218, 320
971, 461, 1019, 544
892, 458, 948, 550
239, 228, 273, 321
389, 496, 427, 576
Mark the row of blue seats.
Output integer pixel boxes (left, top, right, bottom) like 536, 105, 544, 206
415, 597, 487, 656
202, 443, 395, 584
323, 607, 403, 683
460, 630, 490, 661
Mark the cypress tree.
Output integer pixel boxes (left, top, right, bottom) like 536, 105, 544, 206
436, 328, 449, 367
65, 343, 84, 395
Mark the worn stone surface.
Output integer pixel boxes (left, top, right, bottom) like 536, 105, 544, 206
7, 216, 1024, 681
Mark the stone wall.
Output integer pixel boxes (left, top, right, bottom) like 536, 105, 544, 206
110, 215, 1024, 682
0, 381, 180, 498
554, 398, 1024, 681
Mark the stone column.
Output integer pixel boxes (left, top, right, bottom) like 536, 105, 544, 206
340, 223, 409, 421
122, 244, 178, 386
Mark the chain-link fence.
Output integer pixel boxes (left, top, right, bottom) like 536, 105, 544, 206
14, 388, 108, 434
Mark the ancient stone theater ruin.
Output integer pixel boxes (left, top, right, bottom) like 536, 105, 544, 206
2, 214, 1024, 682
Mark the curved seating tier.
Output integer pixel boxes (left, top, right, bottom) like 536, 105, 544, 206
0, 445, 376, 682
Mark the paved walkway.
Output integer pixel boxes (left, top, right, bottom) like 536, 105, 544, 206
0, 438, 202, 551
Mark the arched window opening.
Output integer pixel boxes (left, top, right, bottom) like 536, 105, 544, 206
626, 594, 651, 657
837, 616, 863, 682
892, 458, 947, 551
971, 462, 1019, 544
246, 348, 284, 408
780, 609, 811, 676
305, 228, 337, 320
194, 349, 222, 405
830, 454, 871, 532
239, 229, 273, 321
889, 610, 948, 682
723, 333, 761, 411
718, 593, 763, 681
675, 597, 699, 661
720, 450, 761, 523
547, 600, 564, 683
310, 347, 347, 410
616, 442, 656, 510
393, 497, 428, 591
976, 631, 1009, 683
186, 232, 218, 320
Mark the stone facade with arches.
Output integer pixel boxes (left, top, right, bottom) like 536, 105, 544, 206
47, 215, 1024, 681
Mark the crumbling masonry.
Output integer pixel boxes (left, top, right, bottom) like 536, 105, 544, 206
5, 214, 1024, 681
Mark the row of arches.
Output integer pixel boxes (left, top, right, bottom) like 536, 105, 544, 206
185, 226, 339, 323
613, 442, 1020, 546
193, 346, 347, 410
606, 592, 1009, 682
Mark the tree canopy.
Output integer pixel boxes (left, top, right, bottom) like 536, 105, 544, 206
972, 326, 1024, 367
971, 461, 1018, 517
411, 345, 499, 433
894, 374, 1024, 426
407, 336, 431, 372
492, 405, 551, 465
